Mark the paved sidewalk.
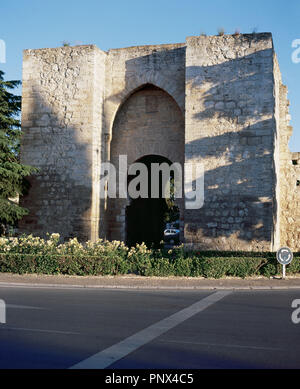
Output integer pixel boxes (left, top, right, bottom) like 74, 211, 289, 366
0, 272, 300, 289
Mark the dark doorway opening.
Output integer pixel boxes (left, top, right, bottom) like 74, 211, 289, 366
126, 155, 178, 248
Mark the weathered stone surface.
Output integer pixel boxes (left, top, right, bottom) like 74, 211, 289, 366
274, 55, 300, 252
19, 34, 299, 251
20, 45, 106, 241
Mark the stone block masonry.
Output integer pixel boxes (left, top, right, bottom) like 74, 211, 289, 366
19, 33, 299, 251
20, 45, 106, 241
185, 34, 276, 251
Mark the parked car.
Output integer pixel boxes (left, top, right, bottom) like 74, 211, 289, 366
164, 228, 180, 244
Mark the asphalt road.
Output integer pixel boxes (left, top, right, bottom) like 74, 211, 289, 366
0, 286, 299, 369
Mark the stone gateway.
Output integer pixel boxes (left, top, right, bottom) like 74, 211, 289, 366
19, 33, 300, 251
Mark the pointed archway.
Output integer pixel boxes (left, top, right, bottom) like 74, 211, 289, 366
108, 83, 184, 243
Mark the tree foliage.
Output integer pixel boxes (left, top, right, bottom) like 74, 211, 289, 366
0, 70, 37, 231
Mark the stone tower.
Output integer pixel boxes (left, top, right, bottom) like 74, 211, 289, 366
19, 33, 300, 251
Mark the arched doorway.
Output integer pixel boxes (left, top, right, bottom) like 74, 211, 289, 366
108, 83, 184, 244
126, 154, 178, 248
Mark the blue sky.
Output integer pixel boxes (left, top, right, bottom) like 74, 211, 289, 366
1, 0, 300, 151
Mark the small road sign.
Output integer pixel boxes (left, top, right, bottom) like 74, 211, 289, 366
276, 247, 293, 279
277, 247, 293, 265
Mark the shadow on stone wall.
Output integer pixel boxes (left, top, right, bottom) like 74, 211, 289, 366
185, 129, 274, 243
19, 88, 93, 242
185, 48, 277, 246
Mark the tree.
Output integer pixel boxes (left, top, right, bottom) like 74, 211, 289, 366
0, 70, 37, 234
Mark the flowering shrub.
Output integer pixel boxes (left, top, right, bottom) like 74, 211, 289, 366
127, 243, 153, 275
0, 234, 299, 278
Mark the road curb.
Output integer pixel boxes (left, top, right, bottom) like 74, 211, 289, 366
0, 281, 300, 290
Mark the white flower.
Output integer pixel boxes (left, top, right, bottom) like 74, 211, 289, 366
50, 233, 60, 240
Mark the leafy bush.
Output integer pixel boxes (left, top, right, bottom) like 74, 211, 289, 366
0, 234, 299, 278
148, 258, 174, 277
127, 243, 152, 276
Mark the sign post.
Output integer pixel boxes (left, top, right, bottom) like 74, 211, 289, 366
276, 247, 293, 279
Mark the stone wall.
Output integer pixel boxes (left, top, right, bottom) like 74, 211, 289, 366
184, 34, 276, 251
20, 45, 106, 241
104, 43, 186, 138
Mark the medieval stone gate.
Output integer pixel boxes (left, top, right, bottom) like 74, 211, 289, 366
19, 33, 300, 251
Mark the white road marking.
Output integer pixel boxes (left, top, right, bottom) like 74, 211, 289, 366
6, 304, 47, 310
70, 290, 232, 369
161, 339, 282, 351
1, 326, 79, 335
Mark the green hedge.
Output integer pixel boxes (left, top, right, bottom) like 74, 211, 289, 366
0, 234, 299, 279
